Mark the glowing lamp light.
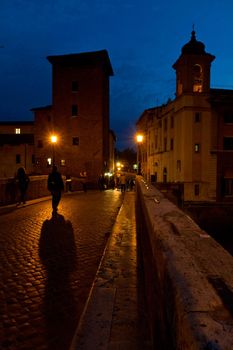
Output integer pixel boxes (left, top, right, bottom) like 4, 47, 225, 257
136, 134, 143, 143
51, 135, 57, 143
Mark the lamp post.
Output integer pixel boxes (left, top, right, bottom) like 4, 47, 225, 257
50, 135, 57, 166
136, 133, 143, 175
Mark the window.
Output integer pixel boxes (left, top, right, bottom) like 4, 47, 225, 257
154, 135, 158, 149
72, 104, 78, 117
60, 159, 66, 166
194, 143, 200, 153
195, 112, 201, 123
47, 158, 52, 166
193, 64, 203, 93
15, 128, 20, 134
163, 167, 167, 183
194, 184, 200, 196
72, 81, 79, 92
32, 155, 35, 164
224, 179, 233, 196
170, 138, 174, 150
16, 154, 21, 164
170, 116, 174, 128
73, 137, 79, 145
223, 137, 233, 150
164, 137, 167, 151
37, 140, 43, 148
177, 160, 181, 171
224, 113, 233, 124
164, 119, 167, 131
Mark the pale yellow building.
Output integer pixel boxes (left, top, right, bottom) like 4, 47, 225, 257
136, 31, 233, 203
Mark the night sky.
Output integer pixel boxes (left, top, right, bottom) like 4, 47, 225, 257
0, 0, 233, 149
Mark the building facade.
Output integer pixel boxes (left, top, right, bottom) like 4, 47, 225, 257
32, 50, 114, 181
0, 121, 34, 178
136, 31, 233, 202
0, 50, 116, 182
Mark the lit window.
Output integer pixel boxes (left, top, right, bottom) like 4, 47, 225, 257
47, 158, 52, 166
194, 143, 200, 153
60, 159, 66, 166
193, 64, 203, 93
15, 128, 20, 134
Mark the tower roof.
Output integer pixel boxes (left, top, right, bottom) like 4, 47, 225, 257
47, 49, 113, 76
181, 30, 206, 55
173, 30, 215, 70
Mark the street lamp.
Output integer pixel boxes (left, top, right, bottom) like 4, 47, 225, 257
135, 133, 143, 175
50, 135, 58, 165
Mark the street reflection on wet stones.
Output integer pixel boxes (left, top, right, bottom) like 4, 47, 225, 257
39, 213, 78, 350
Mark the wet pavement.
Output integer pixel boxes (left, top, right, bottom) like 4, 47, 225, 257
0, 190, 123, 350
70, 191, 153, 350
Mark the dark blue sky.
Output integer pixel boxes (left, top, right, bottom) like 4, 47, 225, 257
1, 0, 233, 149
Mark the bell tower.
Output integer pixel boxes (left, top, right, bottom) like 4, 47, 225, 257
173, 30, 215, 96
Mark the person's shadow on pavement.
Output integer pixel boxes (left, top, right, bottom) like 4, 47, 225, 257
39, 213, 78, 350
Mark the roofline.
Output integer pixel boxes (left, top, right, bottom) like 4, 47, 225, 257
30, 105, 52, 111
47, 49, 114, 76
0, 121, 34, 125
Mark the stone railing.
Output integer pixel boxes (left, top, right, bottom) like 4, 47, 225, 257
136, 176, 233, 350
0, 176, 86, 206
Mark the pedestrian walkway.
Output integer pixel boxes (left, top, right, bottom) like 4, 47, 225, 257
0, 190, 124, 350
70, 191, 153, 350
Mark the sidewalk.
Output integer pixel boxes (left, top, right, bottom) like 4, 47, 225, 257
70, 191, 153, 350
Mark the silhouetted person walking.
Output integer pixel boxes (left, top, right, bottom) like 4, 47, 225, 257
119, 173, 126, 192
15, 167, 30, 205
48, 165, 64, 213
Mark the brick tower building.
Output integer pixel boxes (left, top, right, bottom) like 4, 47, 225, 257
32, 50, 114, 182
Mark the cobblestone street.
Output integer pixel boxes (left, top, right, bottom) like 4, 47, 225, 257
0, 190, 123, 350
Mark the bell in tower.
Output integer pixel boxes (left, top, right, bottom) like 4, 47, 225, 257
173, 29, 215, 96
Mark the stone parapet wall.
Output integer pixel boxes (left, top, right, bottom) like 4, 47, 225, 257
0, 176, 85, 206
136, 176, 233, 349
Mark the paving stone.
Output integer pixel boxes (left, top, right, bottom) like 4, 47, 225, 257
0, 190, 122, 350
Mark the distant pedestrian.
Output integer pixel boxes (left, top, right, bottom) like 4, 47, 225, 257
129, 178, 135, 191
65, 174, 72, 192
15, 167, 30, 205
98, 174, 105, 191
48, 165, 64, 213
119, 173, 126, 192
